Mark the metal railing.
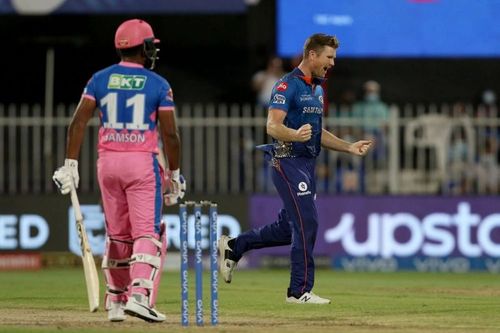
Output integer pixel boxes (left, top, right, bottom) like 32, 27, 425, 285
0, 103, 498, 195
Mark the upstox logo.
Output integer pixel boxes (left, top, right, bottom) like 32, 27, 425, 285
107, 74, 147, 90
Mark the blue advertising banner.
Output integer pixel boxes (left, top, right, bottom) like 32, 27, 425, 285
249, 196, 500, 272
0, 0, 246, 15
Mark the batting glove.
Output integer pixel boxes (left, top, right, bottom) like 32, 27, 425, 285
52, 158, 79, 195
164, 169, 186, 206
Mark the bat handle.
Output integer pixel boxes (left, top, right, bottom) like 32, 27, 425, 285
70, 184, 83, 222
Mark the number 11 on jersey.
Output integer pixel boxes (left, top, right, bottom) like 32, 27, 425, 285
100, 92, 149, 130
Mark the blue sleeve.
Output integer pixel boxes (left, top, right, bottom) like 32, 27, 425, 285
158, 80, 175, 110
82, 75, 97, 101
268, 78, 295, 112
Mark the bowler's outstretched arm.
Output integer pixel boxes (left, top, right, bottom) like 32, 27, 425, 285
321, 128, 373, 156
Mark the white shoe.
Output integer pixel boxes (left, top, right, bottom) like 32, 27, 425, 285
108, 301, 126, 322
218, 235, 237, 283
124, 293, 166, 322
286, 292, 331, 304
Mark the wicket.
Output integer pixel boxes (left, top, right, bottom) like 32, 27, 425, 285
179, 201, 218, 326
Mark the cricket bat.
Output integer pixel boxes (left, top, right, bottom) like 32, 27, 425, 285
70, 187, 100, 312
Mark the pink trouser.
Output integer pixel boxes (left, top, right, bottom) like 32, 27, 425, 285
98, 151, 166, 308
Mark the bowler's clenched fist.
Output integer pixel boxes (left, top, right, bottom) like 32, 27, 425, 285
295, 123, 312, 142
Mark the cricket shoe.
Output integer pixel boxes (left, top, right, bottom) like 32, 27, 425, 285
286, 291, 331, 304
108, 301, 126, 322
218, 235, 237, 283
124, 293, 166, 323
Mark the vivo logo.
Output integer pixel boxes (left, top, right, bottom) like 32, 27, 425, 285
324, 202, 500, 258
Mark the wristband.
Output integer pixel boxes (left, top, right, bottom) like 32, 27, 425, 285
64, 158, 78, 168
170, 168, 180, 180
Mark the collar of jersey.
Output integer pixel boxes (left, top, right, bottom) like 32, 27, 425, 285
291, 68, 326, 86
118, 61, 144, 68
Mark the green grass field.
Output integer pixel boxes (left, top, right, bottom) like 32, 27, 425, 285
0, 268, 499, 333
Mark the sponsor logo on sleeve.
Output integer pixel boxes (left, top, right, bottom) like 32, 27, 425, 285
272, 94, 286, 105
167, 88, 174, 101
319, 95, 324, 104
277, 82, 288, 91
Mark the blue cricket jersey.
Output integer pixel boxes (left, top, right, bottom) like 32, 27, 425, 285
82, 61, 175, 153
268, 68, 325, 158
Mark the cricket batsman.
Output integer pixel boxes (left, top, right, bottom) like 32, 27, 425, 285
53, 19, 185, 322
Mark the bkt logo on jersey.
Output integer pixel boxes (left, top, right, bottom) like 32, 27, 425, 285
108, 74, 147, 90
